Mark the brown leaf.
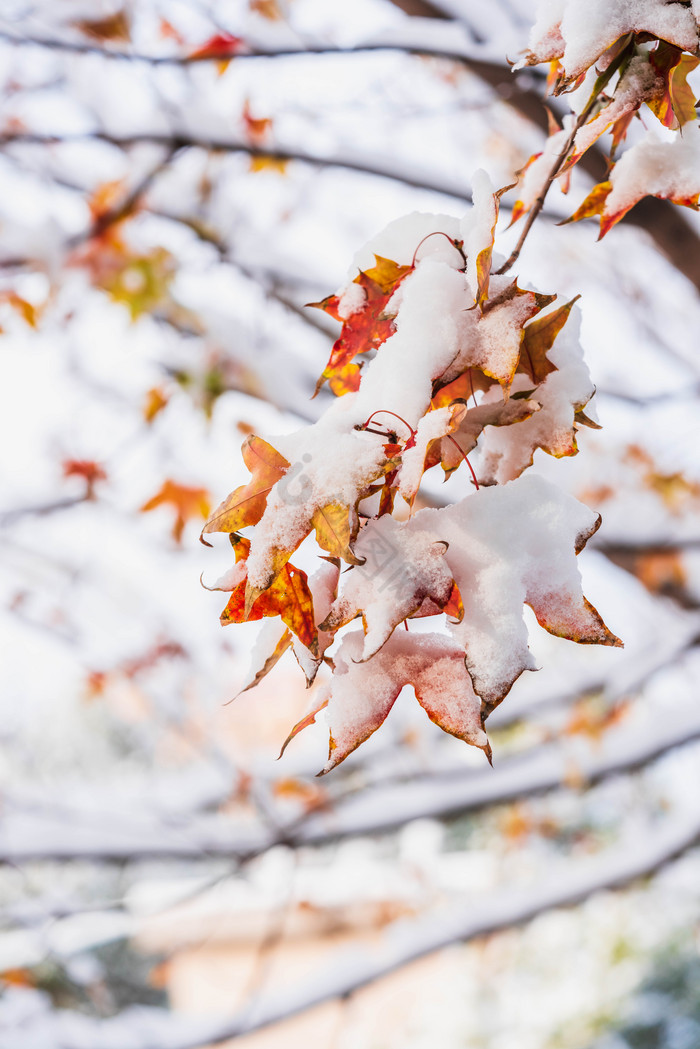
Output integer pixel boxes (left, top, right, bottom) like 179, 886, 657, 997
518, 295, 580, 384
76, 11, 130, 42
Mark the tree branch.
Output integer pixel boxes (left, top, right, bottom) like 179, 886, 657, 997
3, 700, 700, 863
10, 805, 700, 1048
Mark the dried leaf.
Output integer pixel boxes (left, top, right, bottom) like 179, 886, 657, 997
519, 295, 580, 384
76, 11, 130, 42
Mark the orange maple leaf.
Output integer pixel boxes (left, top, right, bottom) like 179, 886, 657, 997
309, 255, 413, 396
141, 480, 211, 543
242, 99, 273, 144
218, 536, 318, 654
202, 435, 289, 540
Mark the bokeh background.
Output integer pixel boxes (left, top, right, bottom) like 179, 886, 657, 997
2, 2, 700, 1047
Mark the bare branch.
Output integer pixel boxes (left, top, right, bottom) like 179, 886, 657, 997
4, 700, 700, 863
9, 806, 700, 1048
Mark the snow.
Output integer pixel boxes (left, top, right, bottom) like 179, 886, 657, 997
475, 307, 594, 482
603, 125, 700, 218
351, 211, 462, 272
322, 513, 455, 659
524, 0, 700, 79
462, 168, 498, 301
323, 630, 486, 773
413, 474, 619, 704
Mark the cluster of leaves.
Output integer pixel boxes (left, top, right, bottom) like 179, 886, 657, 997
202, 178, 620, 774
515, 2, 700, 236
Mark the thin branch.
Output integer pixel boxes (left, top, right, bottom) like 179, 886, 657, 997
0, 29, 528, 71
0, 495, 88, 526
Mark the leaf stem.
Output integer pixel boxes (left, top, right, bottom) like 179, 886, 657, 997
411, 231, 466, 268
445, 435, 480, 490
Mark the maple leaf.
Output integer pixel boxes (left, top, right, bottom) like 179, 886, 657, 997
141, 480, 211, 543
519, 2, 698, 82
320, 515, 458, 660
311, 504, 365, 567
63, 459, 107, 497
317, 631, 490, 774
242, 99, 273, 145
415, 476, 621, 712
431, 367, 494, 409
309, 255, 413, 396
436, 396, 541, 476
249, 155, 289, 175
240, 422, 400, 596
463, 279, 556, 394
518, 295, 580, 385
0, 290, 40, 328
202, 435, 289, 541
250, 0, 284, 19
648, 43, 699, 129
143, 386, 169, 424
76, 11, 130, 42
189, 32, 247, 60
215, 536, 318, 654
